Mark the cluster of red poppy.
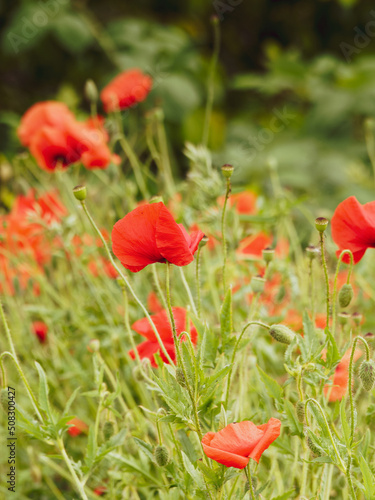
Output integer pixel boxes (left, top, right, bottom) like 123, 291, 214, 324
18, 69, 152, 172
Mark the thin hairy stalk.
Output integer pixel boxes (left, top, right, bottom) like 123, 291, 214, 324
319, 232, 330, 328
79, 200, 174, 365
179, 267, 198, 316
151, 264, 168, 311
225, 321, 270, 408
221, 177, 231, 293
202, 17, 220, 147
331, 249, 354, 337
246, 462, 256, 500
56, 438, 89, 500
195, 245, 203, 317
155, 111, 175, 197
119, 135, 149, 199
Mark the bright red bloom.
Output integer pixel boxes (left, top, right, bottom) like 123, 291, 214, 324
129, 307, 197, 367
331, 196, 375, 264
29, 124, 90, 171
324, 348, 362, 402
32, 321, 48, 343
17, 101, 76, 147
237, 232, 273, 259
218, 191, 257, 215
112, 202, 204, 272
147, 291, 163, 313
100, 69, 152, 112
13, 190, 67, 224
67, 418, 89, 437
202, 418, 281, 469
80, 117, 113, 169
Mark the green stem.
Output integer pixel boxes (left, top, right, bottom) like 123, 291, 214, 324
196, 245, 203, 318
221, 178, 231, 293
346, 454, 357, 499
79, 200, 174, 365
202, 17, 220, 147
348, 336, 370, 444
151, 264, 168, 311
332, 250, 354, 337
319, 232, 330, 330
57, 438, 89, 500
119, 135, 149, 200
155, 111, 175, 197
300, 445, 309, 497
246, 462, 256, 500
179, 267, 198, 316
225, 321, 270, 408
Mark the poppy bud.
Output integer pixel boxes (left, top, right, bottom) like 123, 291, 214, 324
306, 435, 322, 457
221, 164, 234, 179
338, 312, 350, 325
269, 324, 295, 345
315, 217, 329, 232
73, 185, 87, 201
338, 284, 354, 308
200, 235, 209, 247
154, 445, 169, 467
103, 420, 115, 441
251, 275, 266, 294
150, 196, 164, 204
352, 312, 362, 326
85, 79, 98, 102
306, 245, 319, 259
296, 401, 305, 423
176, 367, 186, 388
0, 388, 8, 412
359, 360, 375, 391
262, 246, 275, 263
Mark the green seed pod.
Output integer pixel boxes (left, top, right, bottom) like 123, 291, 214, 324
154, 445, 169, 467
338, 284, 354, 308
359, 360, 375, 392
175, 367, 186, 388
0, 388, 8, 412
338, 312, 351, 325
269, 324, 295, 345
307, 436, 322, 457
352, 312, 362, 326
296, 401, 305, 424
306, 245, 319, 260
73, 185, 87, 201
221, 164, 234, 178
103, 420, 115, 441
251, 276, 266, 294
262, 246, 275, 263
84, 79, 98, 102
315, 217, 329, 232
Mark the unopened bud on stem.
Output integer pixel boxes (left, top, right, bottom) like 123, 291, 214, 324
269, 324, 295, 345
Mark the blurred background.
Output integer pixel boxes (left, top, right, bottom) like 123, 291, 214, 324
2, 0, 375, 208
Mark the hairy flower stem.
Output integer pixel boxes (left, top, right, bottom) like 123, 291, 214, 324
309, 257, 316, 323
165, 264, 203, 441
246, 463, 256, 500
348, 336, 370, 444
346, 454, 357, 499
0, 299, 44, 422
195, 245, 203, 317
119, 135, 149, 200
79, 200, 174, 365
319, 232, 330, 328
152, 264, 168, 311
57, 438, 89, 500
202, 16, 220, 147
224, 321, 270, 408
331, 250, 354, 338
179, 267, 198, 316
221, 177, 231, 293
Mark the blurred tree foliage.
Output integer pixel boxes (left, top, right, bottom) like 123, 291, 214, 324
2, 0, 375, 206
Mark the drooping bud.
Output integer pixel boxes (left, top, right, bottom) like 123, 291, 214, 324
221, 164, 234, 179
338, 284, 354, 308
175, 367, 186, 388
84, 79, 98, 102
306, 245, 319, 260
359, 360, 375, 392
73, 185, 87, 201
296, 401, 305, 423
307, 435, 322, 457
352, 312, 362, 326
251, 275, 266, 294
262, 246, 275, 263
0, 388, 8, 412
269, 324, 295, 345
315, 217, 329, 233
154, 445, 169, 467
103, 420, 115, 441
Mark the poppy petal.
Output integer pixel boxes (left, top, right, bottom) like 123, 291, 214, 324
249, 418, 282, 463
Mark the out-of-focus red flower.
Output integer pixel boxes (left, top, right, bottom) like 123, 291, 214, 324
237, 233, 273, 259
331, 196, 375, 264
13, 190, 67, 224
324, 348, 363, 402
88, 257, 118, 279
94, 486, 107, 496
218, 191, 257, 215
100, 69, 152, 112
17, 101, 76, 147
67, 418, 89, 437
29, 124, 90, 171
112, 202, 204, 272
147, 291, 163, 313
32, 321, 48, 343
283, 310, 327, 332
129, 307, 197, 367
80, 117, 113, 169
202, 418, 281, 469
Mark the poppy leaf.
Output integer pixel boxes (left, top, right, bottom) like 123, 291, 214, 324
257, 364, 283, 402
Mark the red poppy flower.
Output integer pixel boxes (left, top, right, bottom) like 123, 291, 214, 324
129, 307, 197, 367
237, 233, 273, 259
94, 486, 107, 496
331, 196, 375, 264
32, 321, 48, 343
18, 101, 76, 147
29, 123, 91, 171
112, 202, 204, 272
67, 418, 89, 437
218, 191, 257, 215
80, 117, 113, 169
13, 190, 67, 224
324, 348, 362, 402
202, 418, 281, 469
147, 291, 163, 313
100, 69, 152, 112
